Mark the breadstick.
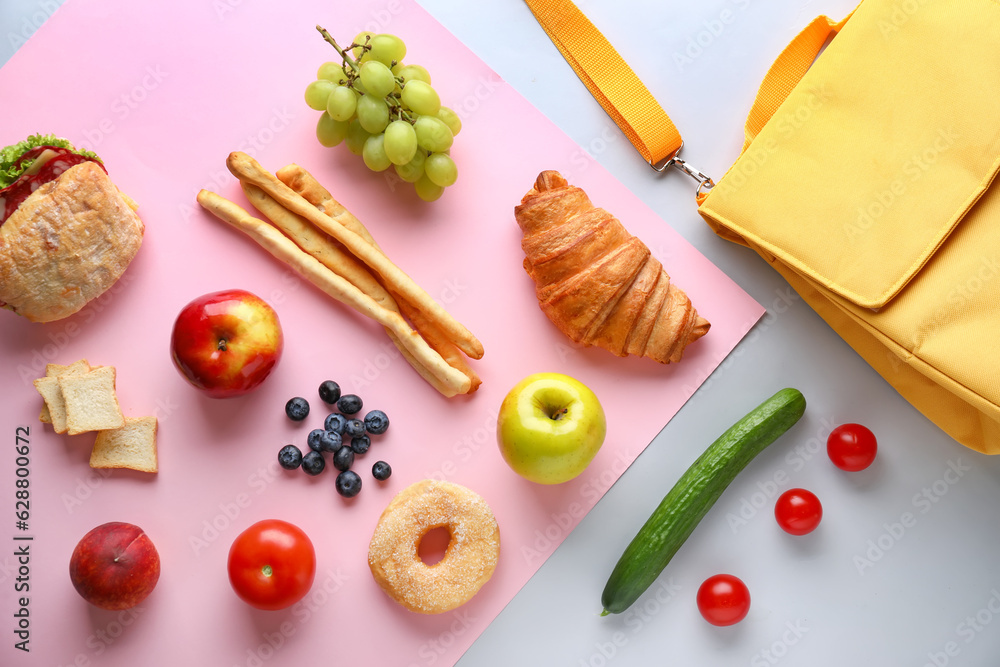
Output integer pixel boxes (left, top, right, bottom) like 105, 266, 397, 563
227, 152, 484, 360
276, 164, 378, 248
239, 182, 458, 396
394, 291, 482, 392
276, 163, 481, 390
196, 189, 471, 396
240, 182, 396, 311
388, 338, 460, 397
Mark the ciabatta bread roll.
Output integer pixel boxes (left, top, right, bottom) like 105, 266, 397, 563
0, 138, 143, 323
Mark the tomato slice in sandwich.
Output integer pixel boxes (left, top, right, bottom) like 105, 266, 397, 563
0, 147, 106, 225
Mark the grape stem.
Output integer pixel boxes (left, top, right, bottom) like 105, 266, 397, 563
316, 25, 360, 74
316, 25, 417, 124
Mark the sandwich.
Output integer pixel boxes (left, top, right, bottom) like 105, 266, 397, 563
0, 134, 144, 323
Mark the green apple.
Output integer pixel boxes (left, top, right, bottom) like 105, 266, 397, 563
496, 372, 607, 484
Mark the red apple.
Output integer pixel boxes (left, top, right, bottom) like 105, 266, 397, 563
69, 522, 160, 610
170, 289, 283, 398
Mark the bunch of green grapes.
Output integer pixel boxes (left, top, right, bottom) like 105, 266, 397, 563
305, 27, 461, 202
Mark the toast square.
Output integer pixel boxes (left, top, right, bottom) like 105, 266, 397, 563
46, 359, 91, 378
59, 365, 124, 435
34, 377, 67, 432
38, 359, 91, 424
90, 416, 158, 473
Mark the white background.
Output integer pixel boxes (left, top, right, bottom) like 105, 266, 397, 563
4, 1, 1000, 666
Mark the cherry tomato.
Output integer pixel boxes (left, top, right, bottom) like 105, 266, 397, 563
696, 574, 751, 626
827, 423, 878, 471
774, 488, 823, 535
228, 519, 316, 610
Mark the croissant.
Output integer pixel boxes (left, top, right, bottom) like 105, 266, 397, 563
514, 171, 709, 364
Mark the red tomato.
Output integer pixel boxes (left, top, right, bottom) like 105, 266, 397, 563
774, 488, 823, 535
827, 423, 877, 471
696, 574, 750, 626
228, 519, 316, 610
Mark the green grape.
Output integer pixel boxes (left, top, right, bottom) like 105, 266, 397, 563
396, 64, 431, 85
345, 119, 371, 156
436, 107, 462, 136
414, 173, 445, 202
362, 133, 392, 172
310, 33, 456, 200
383, 120, 418, 165
351, 31, 374, 59
357, 95, 390, 133
326, 86, 358, 122
424, 152, 457, 187
401, 80, 440, 116
316, 113, 350, 147
305, 79, 337, 111
317, 61, 347, 84
359, 61, 396, 98
394, 150, 426, 183
413, 115, 453, 152
368, 34, 406, 66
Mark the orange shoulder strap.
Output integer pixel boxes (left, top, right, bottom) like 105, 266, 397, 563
522, 0, 683, 169
523, 0, 855, 180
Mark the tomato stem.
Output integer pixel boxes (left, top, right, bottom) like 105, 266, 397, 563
261, 564, 273, 577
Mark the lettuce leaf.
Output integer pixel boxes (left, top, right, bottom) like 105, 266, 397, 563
0, 134, 101, 188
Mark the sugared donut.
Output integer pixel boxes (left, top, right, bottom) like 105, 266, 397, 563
368, 479, 500, 614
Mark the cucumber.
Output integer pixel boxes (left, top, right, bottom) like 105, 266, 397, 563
600, 387, 806, 615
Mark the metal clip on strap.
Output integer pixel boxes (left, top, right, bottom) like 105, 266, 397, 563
650, 143, 716, 195
524, 0, 720, 196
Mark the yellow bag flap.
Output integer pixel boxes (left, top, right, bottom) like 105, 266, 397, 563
700, 0, 1000, 309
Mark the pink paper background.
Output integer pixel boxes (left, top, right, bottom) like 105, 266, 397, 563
0, 0, 763, 665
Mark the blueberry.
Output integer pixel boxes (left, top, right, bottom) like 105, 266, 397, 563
301, 450, 326, 476
307, 429, 326, 452
285, 397, 310, 421
337, 394, 363, 415
319, 430, 343, 453
333, 446, 355, 472
325, 413, 348, 434
278, 445, 303, 470
350, 434, 371, 455
336, 470, 362, 498
318, 380, 342, 405
372, 460, 392, 481
364, 409, 389, 435
345, 418, 366, 438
